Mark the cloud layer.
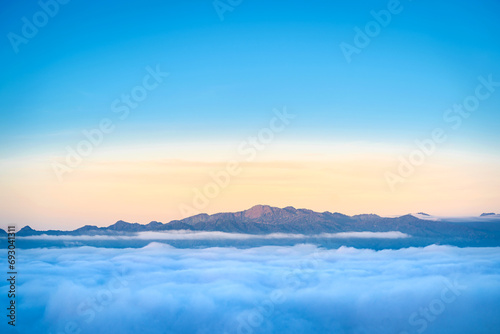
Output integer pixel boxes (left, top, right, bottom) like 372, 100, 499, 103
20, 230, 410, 240
1, 244, 499, 334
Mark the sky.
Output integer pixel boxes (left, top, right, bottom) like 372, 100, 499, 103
0, 0, 499, 230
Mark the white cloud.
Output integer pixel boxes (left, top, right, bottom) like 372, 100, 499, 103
1, 244, 499, 333
317, 231, 409, 239
19, 230, 410, 240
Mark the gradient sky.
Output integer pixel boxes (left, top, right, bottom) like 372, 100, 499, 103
1, 0, 499, 230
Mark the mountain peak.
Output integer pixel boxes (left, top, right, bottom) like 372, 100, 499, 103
75, 225, 100, 232
107, 220, 136, 231
283, 206, 297, 213
244, 205, 275, 219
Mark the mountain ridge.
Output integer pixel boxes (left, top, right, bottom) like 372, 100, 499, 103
4, 205, 499, 240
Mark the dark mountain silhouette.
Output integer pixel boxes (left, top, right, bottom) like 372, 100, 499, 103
19, 226, 36, 234
417, 212, 430, 216
8, 205, 500, 242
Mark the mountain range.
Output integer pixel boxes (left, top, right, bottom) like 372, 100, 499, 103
1, 205, 499, 241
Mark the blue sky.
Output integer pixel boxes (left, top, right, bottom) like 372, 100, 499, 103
1, 0, 500, 228
1, 0, 499, 156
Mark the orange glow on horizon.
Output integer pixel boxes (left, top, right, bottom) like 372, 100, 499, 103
1, 143, 499, 231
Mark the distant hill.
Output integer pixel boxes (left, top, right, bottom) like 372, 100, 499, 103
9, 205, 500, 242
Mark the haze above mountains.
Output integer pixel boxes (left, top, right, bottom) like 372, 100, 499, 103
2, 205, 499, 243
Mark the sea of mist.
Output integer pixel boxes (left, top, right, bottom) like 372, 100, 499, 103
10, 229, 500, 250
